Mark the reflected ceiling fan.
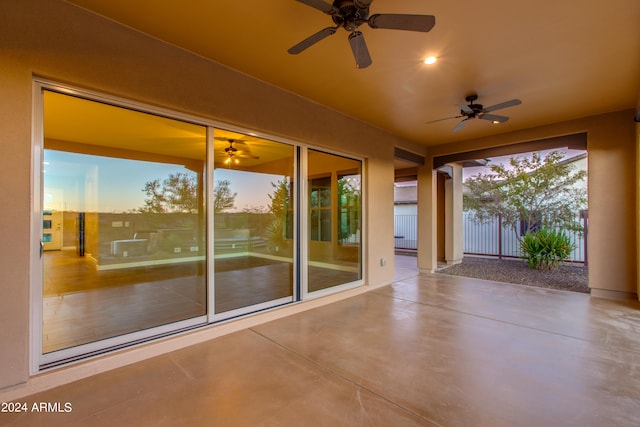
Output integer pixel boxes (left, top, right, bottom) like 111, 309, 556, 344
288, 0, 436, 69
215, 137, 259, 165
427, 94, 522, 132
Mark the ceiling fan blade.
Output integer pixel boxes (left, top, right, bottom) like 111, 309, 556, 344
295, 0, 338, 14
483, 99, 522, 112
348, 31, 372, 69
368, 14, 435, 32
453, 118, 471, 132
354, 0, 375, 9
457, 104, 473, 114
288, 27, 337, 54
479, 114, 509, 123
426, 115, 463, 124
232, 141, 251, 149
235, 143, 259, 159
214, 137, 248, 142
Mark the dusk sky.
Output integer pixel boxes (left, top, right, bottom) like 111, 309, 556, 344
44, 150, 281, 213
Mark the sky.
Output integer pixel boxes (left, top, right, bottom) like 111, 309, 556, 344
46, 147, 584, 213
44, 150, 282, 213
394, 148, 587, 189
462, 148, 586, 181
214, 168, 284, 213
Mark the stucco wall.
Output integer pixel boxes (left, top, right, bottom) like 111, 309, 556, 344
587, 112, 637, 297
0, 0, 402, 390
636, 92, 640, 298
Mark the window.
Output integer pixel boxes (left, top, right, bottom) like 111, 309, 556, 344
40, 89, 207, 362
212, 131, 295, 317
307, 150, 362, 293
310, 176, 332, 241
34, 81, 365, 368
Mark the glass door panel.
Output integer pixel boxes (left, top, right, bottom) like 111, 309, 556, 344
42, 90, 207, 355
213, 131, 295, 316
307, 150, 362, 293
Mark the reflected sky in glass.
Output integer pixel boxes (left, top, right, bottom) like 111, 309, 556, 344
44, 150, 282, 213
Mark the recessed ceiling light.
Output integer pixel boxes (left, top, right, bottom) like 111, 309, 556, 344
424, 56, 438, 65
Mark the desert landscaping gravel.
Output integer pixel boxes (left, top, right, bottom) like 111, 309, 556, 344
437, 256, 589, 294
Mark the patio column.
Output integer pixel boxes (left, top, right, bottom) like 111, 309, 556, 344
445, 163, 464, 265
416, 161, 438, 273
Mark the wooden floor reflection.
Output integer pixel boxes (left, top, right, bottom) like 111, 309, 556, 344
42, 250, 358, 353
43, 250, 207, 353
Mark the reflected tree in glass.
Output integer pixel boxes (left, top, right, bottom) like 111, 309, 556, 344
266, 178, 292, 254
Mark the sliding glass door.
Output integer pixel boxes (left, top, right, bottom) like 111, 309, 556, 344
40, 89, 208, 363
213, 131, 295, 318
307, 150, 362, 294
34, 82, 364, 368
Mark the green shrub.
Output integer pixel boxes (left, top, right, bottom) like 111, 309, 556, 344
520, 228, 574, 270
265, 217, 285, 253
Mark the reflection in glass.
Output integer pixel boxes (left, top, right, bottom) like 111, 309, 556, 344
308, 150, 362, 292
42, 91, 207, 354
213, 132, 295, 314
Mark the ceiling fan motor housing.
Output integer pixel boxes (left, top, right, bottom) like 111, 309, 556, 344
332, 1, 370, 31
463, 95, 482, 116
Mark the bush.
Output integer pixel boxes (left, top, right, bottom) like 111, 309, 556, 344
520, 228, 573, 270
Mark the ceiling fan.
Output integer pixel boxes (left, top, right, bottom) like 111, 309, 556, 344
215, 137, 259, 165
427, 94, 522, 132
288, 0, 436, 69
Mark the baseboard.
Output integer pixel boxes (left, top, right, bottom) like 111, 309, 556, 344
590, 288, 639, 301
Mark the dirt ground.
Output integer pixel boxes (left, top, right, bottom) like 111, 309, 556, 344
437, 256, 589, 293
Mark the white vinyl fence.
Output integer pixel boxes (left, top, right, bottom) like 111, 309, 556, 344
394, 211, 588, 263
394, 214, 418, 250
463, 211, 588, 263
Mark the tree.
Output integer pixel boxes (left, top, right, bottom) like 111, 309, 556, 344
338, 175, 361, 242
140, 172, 198, 213
213, 179, 236, 213
267, 179, 290, 219
265, 179, 291, 253
463, 151, 587, 236
140, 173, 235, 214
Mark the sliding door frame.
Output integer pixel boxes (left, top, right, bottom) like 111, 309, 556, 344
303, 147, 366, 300
31, 79, 212, 371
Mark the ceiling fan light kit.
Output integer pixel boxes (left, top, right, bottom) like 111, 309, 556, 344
215, 137, 260, 166
289, 0, 435, 69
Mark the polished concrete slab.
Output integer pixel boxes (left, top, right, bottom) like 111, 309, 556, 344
4, 257, 640, 426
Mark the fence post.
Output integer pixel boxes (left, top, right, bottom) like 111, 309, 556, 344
498, 213, 502, 260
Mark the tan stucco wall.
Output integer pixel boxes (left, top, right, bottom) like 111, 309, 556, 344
0, 0, 403, 391
587, 112, 637, 298
636, 92, 640, 299
444, 164, 464, 265
417, 166, 438, 273
421, 111, 638, 298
